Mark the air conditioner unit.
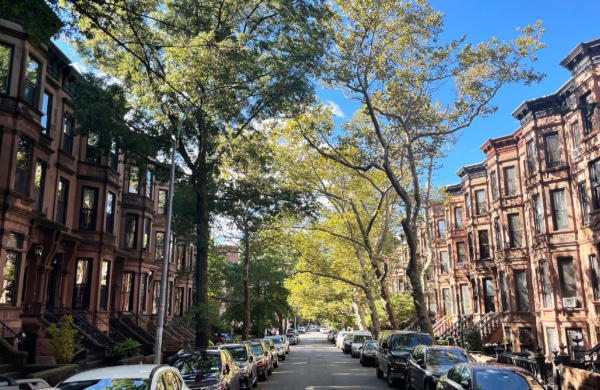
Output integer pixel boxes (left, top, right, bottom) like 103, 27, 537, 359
563, 297, 577, 308
571, 147, 582, 158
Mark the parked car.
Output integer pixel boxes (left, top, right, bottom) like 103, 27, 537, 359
285, 332, 299, 345
2, 377, 56, 390
57, 364, 191, 390
169, 348, 241, 390
349, 331, 374, 357
247, 339, 272, 381
261, 337, 279, 368
297, 326, 306, 333
218, 343, 258, 389
320, 327, 329, 334
264, 335, 287, 360
375, 330, 433, 388
406, 345, 474, 390
342, 332, 354, 354
359, 340, 378, 367
335, 331, 351, 349
436, 362, 549, 390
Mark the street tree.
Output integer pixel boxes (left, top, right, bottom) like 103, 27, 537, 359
61, 0, 333, 347
297, 0, 545, 333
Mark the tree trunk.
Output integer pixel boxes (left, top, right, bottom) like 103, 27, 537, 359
403, 221, 432, 335
352, 296, 367, 331
242, 234, 251, 340
194, 169, 211, 348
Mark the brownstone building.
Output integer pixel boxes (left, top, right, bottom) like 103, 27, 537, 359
426, 38, 600, 360
0, 15, 194, 363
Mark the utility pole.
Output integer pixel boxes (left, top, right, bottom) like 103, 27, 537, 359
153, 129, 178, 364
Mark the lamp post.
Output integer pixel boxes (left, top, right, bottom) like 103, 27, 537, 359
153, 127, 179, 364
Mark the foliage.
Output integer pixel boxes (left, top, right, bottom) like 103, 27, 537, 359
114, 338, 142, 359
435, 338, 449, 346
391, 293, 417, 324
46, 315, 83, 364
460, 326, 483, 352
1, 0, 64, 43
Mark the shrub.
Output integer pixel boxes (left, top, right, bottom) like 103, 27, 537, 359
46, 315, 83, 364
114, 338, 142, 359
459, 325, 482, 352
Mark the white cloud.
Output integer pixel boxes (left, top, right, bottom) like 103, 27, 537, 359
325, 100, 345, 118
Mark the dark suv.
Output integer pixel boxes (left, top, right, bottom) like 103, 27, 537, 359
219, 343, 257, 389
375, 330, 433, 388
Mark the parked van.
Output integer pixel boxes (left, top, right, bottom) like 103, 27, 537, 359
349, 331, 373, 357
375, 330, 433, 387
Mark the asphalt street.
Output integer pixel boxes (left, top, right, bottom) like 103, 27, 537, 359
258, 330, 388, 390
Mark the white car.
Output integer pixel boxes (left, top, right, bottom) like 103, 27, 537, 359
57, 364, 191, 390
319, 327, 329, 334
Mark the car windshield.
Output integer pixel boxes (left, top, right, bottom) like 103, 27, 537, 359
474, 369, 545, 390
364, 341, 377, 350
426, 350, 470, 365
353, 335, 371, 343
390, 334, 432, 352
223, 346, 247, 362
250, 344, 264, 355
59, 379, 150, 390
172, 353, 222, 374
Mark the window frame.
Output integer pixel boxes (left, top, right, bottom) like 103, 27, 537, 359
79, 186, 99, 231
551, 189, 569, 230
514, 270, 530, 312
526, 140, 537, 175
532, 194, 544, 234
56, 177, 69, 224
99, 260, 110, 310
453, 206, 463, 229
32, 161, 46, 212
508, 213, 522, 248
14, 137, 32, 196
158, 189, 168, 215
539, 260, 553, 308
503, 166, 517, 196
478, 229, 490, 259
23, 55, 40, 106
72, 258, 92, 309
124, 214, 138, 249
0, 43, 13, 94
544, 132, 561, 169
41, 91, 52, 134
475, 189, 486, 215
105, 191, 115, 234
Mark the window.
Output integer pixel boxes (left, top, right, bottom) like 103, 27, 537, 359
582, 92, 596, 136
467, 232, 474, 261
566, 328, 584, 359
124, 214, 138, 249
526, 140, 537, 175
532, 194, 544, 234
454, 206, 463, 229
539, 260, 553, 308
478, 230, 490, 259
504, 166, 517, 196
79, 187, 98, 230
99, 260, 110, 310
551, 189, 568, 230
483, 278, 495, 312
559, 258, 578, 307
490, 171, 498, 200
146, 170, 153, 198
23, 56, 40, 106
471, 280, 479, 313
86, 133, 101, 164
155, 232, 165, 261
591, 160, 600, 210
508, 213, 522, 248
456, 242, 466, 268
62, 114, 74, 154
109, 139, 118, 170
128, 166, 140, 194
32, 161, 46, 212
494, 217, 502, 250
475, 190, 486, 215
143, 219, 151, 250
158, 189, 168, 215
442, 288, 451, 316
177, 245, 185, 270
0, 44, 12, 94
140, 273, 148, 313
514, 270, 530, 312
544, 132, 561, 168
105, 192, 115, 234
465, 193, 471, 218
437, 220, 446, 239
56, 178, 69, 224
41, 92, 52, 134
152, 281, 161, 314
571, 121, 581, 146
168, 281, 173, 316
0, 249, 21, 304
120, 272, 134, 312
578, 182, 590, 224
14, 137, 32, 196
590, 255, 600, 301
440, 251, 449, 274
460, 284, 471, 315
72, 259, 91, 309
499, 272, 509, 311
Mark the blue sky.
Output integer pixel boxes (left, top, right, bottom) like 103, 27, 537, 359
317, 0, 600, 187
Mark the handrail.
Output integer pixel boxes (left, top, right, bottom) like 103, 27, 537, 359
473, 312, 501, 339
76, 308, 128, 343
498, 352, 548, 384
58, 307, 116, 352
0, 318, 26, 348
439, 314, 473, 339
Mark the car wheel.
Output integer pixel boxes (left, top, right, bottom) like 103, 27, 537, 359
262, 371, 268, 381
282, 354, 286, 361
252, 375, 258, 388
360, 358, 364, 366
376, 363, 384, 379
424, 380, 435, 390
387, 368, 397, 388
274, 360, 278, 368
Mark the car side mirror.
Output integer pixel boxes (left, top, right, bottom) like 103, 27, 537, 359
416, 358, 425, 368
249, 356, 253, 362
224, 363, 231, 374
382, 342, 388, 349
460, 380, 471, 389
264, 351, 269, 357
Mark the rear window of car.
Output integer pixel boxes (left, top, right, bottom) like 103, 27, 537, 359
390, 334, 432, 352
353, 335, 372, 343
222, 346, 248, 361
172, 353, 222, 374
250, 344, 264, 354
